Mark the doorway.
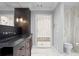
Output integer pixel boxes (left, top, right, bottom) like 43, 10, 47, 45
35, 14, 53, 47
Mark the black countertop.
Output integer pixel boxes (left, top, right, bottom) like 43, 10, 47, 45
0, 34, 32, 48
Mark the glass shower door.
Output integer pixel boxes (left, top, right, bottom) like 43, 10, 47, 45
35, 14, 52, 47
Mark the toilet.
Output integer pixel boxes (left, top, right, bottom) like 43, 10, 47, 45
64, 43, 73, 54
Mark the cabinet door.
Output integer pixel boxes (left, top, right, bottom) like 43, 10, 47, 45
25, 40, 29, 56
19, 46, 25, 56
25, 38, 32, 56
13, 41, 26, 56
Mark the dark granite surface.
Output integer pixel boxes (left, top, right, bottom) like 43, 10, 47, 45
0, 34, 31, 48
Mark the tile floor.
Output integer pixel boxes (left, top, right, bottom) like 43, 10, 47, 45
31, 47, 63, 56
31, 47, 79, 56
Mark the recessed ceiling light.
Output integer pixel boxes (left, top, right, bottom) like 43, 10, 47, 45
36, 3, 43, 8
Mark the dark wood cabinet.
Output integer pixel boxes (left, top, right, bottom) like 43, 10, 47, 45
14, 8, 31, 35
13, 8, 31, 56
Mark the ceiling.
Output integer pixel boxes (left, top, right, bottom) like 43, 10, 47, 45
0, 2, 58, 11
64, 2, 79, 7
0, 2, 79, 11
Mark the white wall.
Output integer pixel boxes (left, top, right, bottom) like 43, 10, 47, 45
31, 10, 54, 47
53, 3, 64, 53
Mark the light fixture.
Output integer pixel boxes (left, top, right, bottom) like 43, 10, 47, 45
16, 17, 23, 22
20, 18, 23, 22
16, 18, 19, 22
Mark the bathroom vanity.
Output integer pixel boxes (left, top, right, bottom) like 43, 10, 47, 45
0, 25, 32, 56
0, 34, 32, 56
13, 35, 32, 56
